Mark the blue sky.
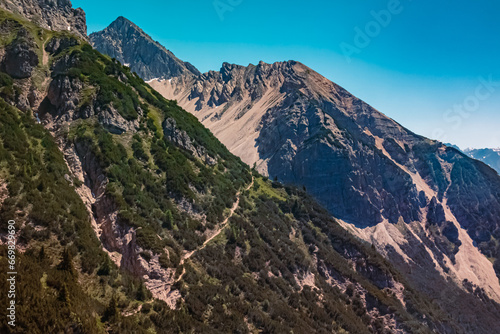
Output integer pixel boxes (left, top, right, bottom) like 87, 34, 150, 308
72, 0, 500, 149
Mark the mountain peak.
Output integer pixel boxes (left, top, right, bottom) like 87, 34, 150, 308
219, 59, 308, 75
109, 16, 140, 31
115, 15, 130, 22
90, 18, 200, 80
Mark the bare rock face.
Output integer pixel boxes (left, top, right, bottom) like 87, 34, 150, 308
47, 75, 82, 114
98, 105, 140, 135
45, 35, 79, 55
90, 17, 199, 81
1, 27, 38, 78
163, 117, 216, 165
0, 0, 87, 39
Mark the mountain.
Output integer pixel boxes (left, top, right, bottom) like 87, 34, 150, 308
0, 3, 479, 333
443, 142, 462, 151
464, 148, 500, 174
92, 17, 500, 331
153, 59, 500, 299
89, 16, 200, 81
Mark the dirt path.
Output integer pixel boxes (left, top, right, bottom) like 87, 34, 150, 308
175, 177, 254, 282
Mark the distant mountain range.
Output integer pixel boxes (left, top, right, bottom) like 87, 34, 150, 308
464, 148, 500, 174
444, 143, 500, 174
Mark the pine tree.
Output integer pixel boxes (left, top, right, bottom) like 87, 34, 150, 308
58, 283, 70, 305
136, 282, 148, 301
97, 257, 111, 276
103, 295, 119, 321
38, 246, 45, 261
163, 209, 173, 228
58, 248, 76, 276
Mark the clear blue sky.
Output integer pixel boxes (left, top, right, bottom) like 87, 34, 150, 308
72, 0, 500, 149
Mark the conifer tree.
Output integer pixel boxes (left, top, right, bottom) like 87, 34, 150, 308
58, 248, 76, 276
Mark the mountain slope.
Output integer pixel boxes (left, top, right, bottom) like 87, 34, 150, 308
92, 17, 500, 330
89, 16, 200, 81
153, 60, 500, 297
0, 4, 473, 333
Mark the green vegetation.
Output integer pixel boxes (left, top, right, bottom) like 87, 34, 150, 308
0, 71, 16, 100
166, 177, 457, 333
0, 99, 153, 333
0, 99, 102, 270
54, 43, 140, 120
51, 40, 252, 256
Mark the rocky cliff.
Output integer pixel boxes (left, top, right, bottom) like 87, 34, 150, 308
0, 0, 86, 39
90, 16, 199, 81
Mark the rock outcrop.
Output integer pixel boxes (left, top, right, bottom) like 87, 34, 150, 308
0, 0, 87, 39
90, 16, 199, 81
1, 27, 38, 78
162, 117, 216, 165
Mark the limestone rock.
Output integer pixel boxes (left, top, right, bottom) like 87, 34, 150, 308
1, 28, 38, 78
90, 17, 199, 81
0, 0, 87, 39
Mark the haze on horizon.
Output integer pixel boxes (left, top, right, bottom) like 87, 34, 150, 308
73, 0, 500, 149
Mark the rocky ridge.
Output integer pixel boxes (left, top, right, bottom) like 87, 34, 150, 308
151, 60, 500, 303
